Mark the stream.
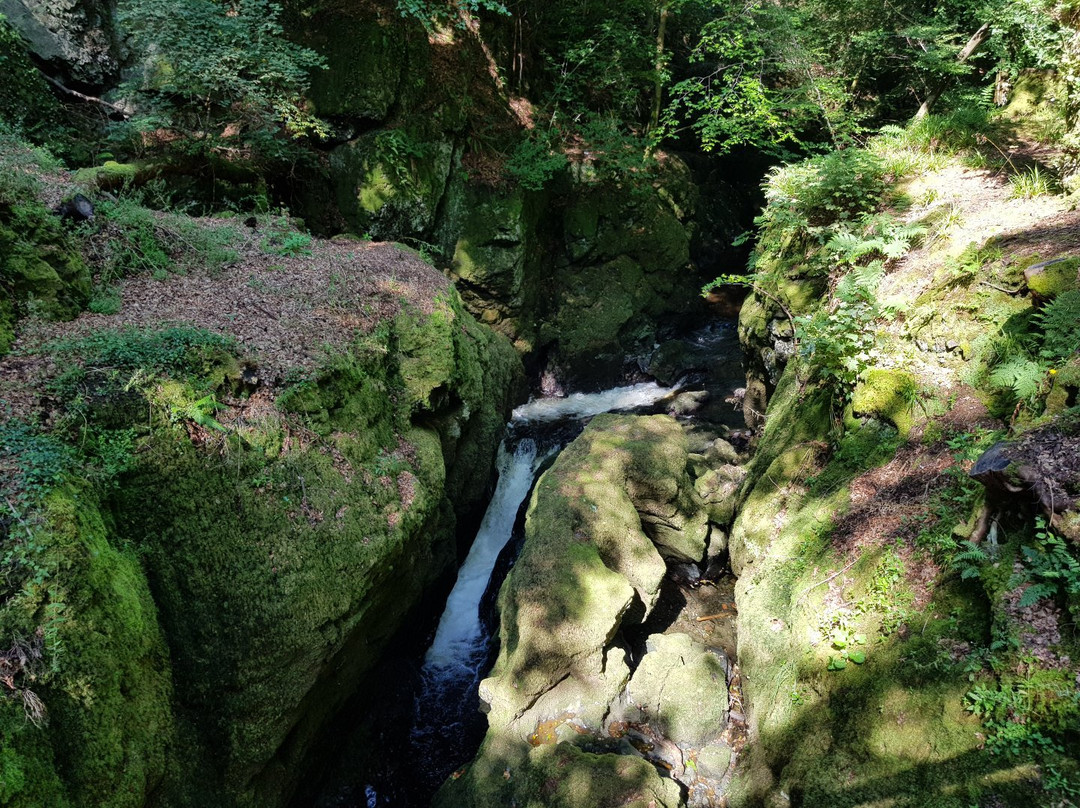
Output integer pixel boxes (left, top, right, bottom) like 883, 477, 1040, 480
310, 323, 745, 807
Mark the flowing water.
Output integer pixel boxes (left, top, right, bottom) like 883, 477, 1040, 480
313, 381, 679, 807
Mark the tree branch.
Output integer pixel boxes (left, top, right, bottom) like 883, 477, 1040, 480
914, 23, 991, 119
42, 74, 129, 118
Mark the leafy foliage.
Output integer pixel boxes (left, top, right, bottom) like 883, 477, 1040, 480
1010, 518, 1080, 607
45, 326, 236, 376
395, 0, 508, 29
762, 148, 886, 230
967, 669, 1080, 756
1038, 290, 1080, 360
505, 130, 568, 190
116, 0, 327, 163
796, 298, 880, 403
987, 355, 1048, 406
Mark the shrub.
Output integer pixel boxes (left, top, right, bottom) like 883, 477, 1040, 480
762, 148, 886, 229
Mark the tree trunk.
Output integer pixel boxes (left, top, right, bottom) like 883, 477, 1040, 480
914, 22, 992, 119
647, 1, 670, 142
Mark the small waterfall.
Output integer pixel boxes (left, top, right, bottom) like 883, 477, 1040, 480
511, 381, 674, 422
315, 381, 681, 806
423, 438, 540, 674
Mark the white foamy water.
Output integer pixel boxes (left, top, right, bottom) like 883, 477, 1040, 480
423, 438, 540, 672
511, 381, 674, 423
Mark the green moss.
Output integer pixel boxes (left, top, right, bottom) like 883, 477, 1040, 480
0, 482, 173, 808
0, 199, 91, 344
331, 133, 455, 239
851, 368, 919, 438
1025, 256, 1078, 299
72, 161, 141, 191
1001, 70, 1064, 120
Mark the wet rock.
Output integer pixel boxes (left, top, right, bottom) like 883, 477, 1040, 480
668, 389, 709, 416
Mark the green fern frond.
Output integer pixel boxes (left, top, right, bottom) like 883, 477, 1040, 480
988, 356, 1046, 402
1038, 289, 1080, 360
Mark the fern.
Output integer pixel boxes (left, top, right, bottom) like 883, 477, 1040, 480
170, 394, 226, 432
988, 356, 1046, 404
1017, 581, 1058, 607
953, 540, 991, 580
1010, 518, 1080, 606
1038, 289, 1080, 360
835, 260, 886, 304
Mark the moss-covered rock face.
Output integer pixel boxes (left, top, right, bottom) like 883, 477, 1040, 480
0, 200, 91, 353
0, 261, 523, 808
1024, 256, 1078, 302
0, 14, 64, 138
0, 483, 173, 808
533, 163, 706, 384
331, 132, 456, 241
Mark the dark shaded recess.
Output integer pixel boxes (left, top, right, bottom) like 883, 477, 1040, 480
678, 146, 771, 278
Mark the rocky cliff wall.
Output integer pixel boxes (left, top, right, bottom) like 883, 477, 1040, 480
0, 234, 523, 808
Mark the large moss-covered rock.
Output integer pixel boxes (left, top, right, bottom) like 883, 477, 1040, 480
454, 415, 708, 806
1, 261, 522, 808
626, 633, 729, 748
0, 200, 91, 353
851, 368, 919, 438
433, 736, 683, 808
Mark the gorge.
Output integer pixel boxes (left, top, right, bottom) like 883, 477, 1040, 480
2, 2, 1080, 807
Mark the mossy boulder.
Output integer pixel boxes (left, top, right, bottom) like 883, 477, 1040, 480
851, 368, 919, 438
694, 463, 746, 527
626, 633, 729, 749
1024, 256, 1078, 303
71, 160, 141, 191
432, 736, 683, 808
480, 416, 707, 716
0, 200, 91, 350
